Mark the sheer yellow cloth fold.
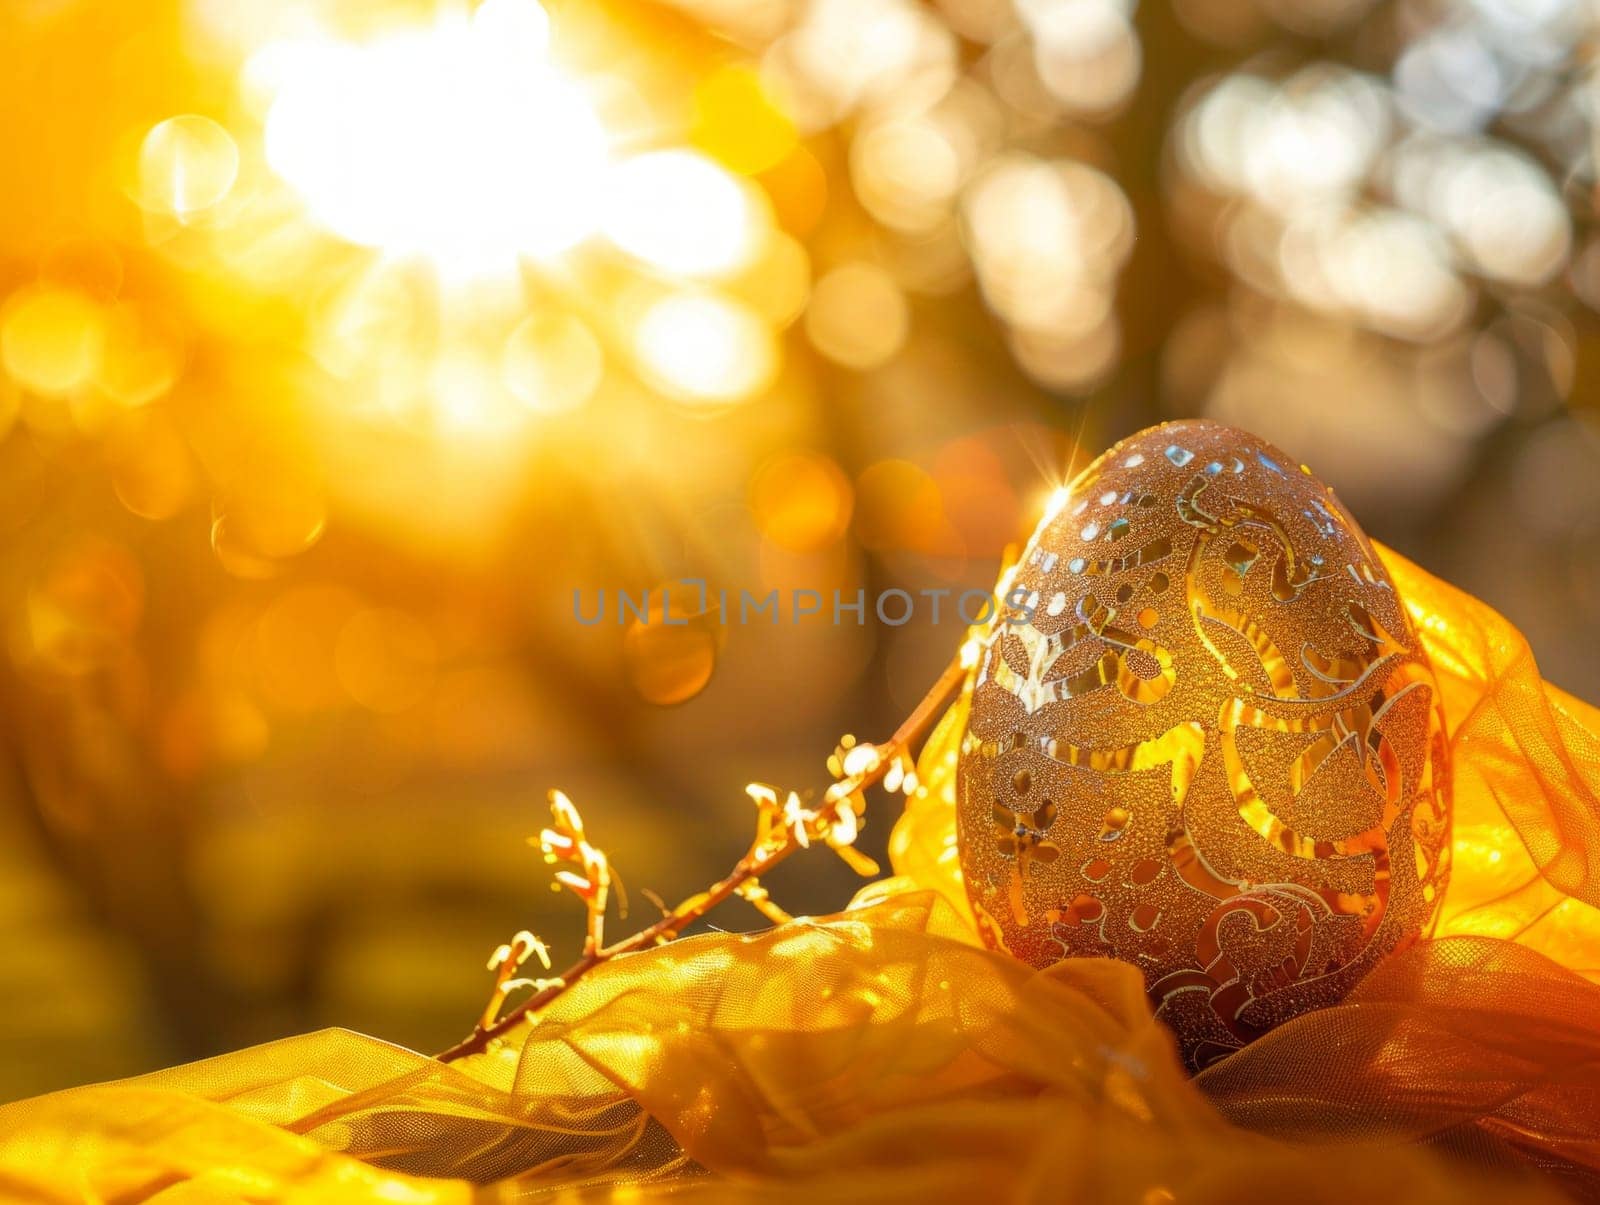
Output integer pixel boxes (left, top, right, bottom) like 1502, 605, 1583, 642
1384, 546, 1600, 966
1, 546, 1597, 1203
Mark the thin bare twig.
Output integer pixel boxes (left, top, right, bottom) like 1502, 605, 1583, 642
434, 652, 967, 1063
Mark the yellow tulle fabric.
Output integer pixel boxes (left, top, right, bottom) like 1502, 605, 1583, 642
3, 545, 1599, 1203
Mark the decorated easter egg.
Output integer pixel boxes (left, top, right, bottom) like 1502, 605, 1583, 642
955, 420, 1451, 1069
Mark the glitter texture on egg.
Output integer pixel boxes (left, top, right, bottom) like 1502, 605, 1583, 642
956, 420, 1452, 1069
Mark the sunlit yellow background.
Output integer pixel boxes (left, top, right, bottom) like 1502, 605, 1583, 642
1, 0, 1597, 1099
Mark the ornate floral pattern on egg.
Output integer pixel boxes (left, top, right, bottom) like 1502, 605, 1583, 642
956, 420, 1452, 1070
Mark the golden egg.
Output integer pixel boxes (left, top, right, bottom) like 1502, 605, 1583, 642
956, 421, 1451, 1069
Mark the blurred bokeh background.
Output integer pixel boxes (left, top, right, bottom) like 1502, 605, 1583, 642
2, 0, 1598, 1100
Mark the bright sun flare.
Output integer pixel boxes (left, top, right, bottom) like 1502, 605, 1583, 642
255, 0, 611, 278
